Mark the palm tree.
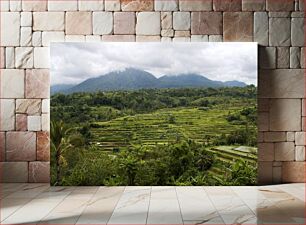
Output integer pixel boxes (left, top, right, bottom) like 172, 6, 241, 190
50, 121, 84, 185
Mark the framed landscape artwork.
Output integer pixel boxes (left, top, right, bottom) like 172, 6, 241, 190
50, 43, 258, 186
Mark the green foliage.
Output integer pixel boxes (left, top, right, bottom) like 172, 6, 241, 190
50, 86, 258, 186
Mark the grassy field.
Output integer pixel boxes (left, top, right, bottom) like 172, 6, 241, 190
90, 103, 257, 177
91, 105, 249, 149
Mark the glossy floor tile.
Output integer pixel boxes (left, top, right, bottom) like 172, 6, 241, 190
0, 183, 305, 224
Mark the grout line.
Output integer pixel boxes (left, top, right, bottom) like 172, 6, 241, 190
75, 186, 100, 224
174, 186, 184, 224
145, 186, 152, 225
106, 186, 126, 225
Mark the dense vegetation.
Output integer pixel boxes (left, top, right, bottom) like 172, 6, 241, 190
51, 86, 258, 186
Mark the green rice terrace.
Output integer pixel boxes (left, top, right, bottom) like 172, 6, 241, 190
51, 86, 258, 186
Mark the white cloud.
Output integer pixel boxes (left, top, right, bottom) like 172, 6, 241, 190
50, 42, 258, 85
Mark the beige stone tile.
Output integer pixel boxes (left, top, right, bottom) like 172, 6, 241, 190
161, 12, 172, 29
269, 18, 291, 46
78, 0, 104, 11
147, 187, 183, 224
42, 31, 65, 47
121, 0, 153, 11
0, 162, 28, 182
291, 18, 304, 47
0, 99, 15, 131
270, 99, 301, 132
15, 47, 33, 68
266, 0, 294, 11
76, 187, 124, 224
42, 99, 50, 113
174, 30, 190, 37
155, 0, 178, 11
295, 132, 305, 145
179, 0, 212, 11
258, 112, 269, 131
136, 12, 160, 36
34, 47, 50, 68
16, 114, 27, 131
258, 69, 304, 98
37, 131, 50, 161
136, 36, 161, 42
264, 132, 286, 142
41, 113, 50, 131
258, 143, 274, 161
276, 47, 290, 69
254, 12, 268, 46
223, 12, 253, 42
191, 35, 208, 42
259, 46, 276, 69
275, 142, 295, 161
93, 12, 113, 35
0, 0, 9, 11
114, 12, 135, 35
21, 12, 32, 27
191, 12, 222, 35
161, 29, 174, 37
242, 0, 265, 11
282, 162, 305, 183
6, 132, 36, 161
0, 69, 24, 98
27, 115, 41, 131
213, 0, 242, 11
22, 0, 47, 11
0, 197, 33, 221
48, 0, 77, 11
286, 132, 295, 142
108, 187, 150, 224
66, 12, 92, 35
16, 99, 42, 115
26, 69, 50, 98
176, 187, 217, 222
258, 161, 273, 185
295, 146, 305, 161
208, 35, 223, 42
105, 0, 120, 11
33, 12, 65, 31
173, 12, 190, 31
290, 47, 301, 69
5, 46, 14, 67
32, 31, 42, 46
1, 12, 20, 46
20, 27, 32, 47
29, 162, 50, 183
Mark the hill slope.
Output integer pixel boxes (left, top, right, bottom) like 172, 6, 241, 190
52, 68, 247, 94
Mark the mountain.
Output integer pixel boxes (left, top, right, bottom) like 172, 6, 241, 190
159, 74, 224, 88
66, 68, 159, 93
52, 68, 247, 94
223, 80, 248, 87
51, 84, 74, 94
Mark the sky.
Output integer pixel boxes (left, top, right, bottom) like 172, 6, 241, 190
50, 42, 258, 86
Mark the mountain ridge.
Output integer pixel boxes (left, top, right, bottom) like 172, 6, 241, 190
51, 68, 247, 94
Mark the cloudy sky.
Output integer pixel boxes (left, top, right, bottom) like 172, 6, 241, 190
50, 42, 257, 86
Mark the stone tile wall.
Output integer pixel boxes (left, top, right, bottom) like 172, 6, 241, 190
0, 0, 305, 184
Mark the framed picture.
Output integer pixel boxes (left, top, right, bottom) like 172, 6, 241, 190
50, 42, 258, 186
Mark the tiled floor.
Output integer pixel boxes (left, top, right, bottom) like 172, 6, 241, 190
0, 183, 305, 224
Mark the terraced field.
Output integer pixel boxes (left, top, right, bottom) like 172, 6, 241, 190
91, 105, 252, 148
